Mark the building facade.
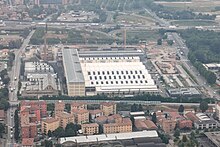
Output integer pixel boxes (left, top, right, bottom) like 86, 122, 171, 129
41, 117, 59, 134
100, 102, 116, 116
81, 123, 99, 135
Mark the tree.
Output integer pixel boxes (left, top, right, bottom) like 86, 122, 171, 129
48, 130, 52, 137
131, 103, 138, 112
167, 40, 174, 46
52, 127, 65, 138
178, 105, 184, 114
138, 104, 143, 111
44, 140, 53, 147
157, 38, 162, 45
199, 101, 208, 113
182, 135, 188, 142
14, 109, 19, 141
0, 123, 5, 137
152, 112, 157, 124
65, 104, 71, 113
174, 128, 180, 138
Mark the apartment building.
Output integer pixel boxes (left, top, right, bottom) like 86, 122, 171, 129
89, 109, 103, 120
72, 109, 89, 124
55, 112, 75, 128
41, 117, 59, 134
81, 123, 99, 135
103, 118, 132, 134
100, 102, 116, 116
161, 119, 176, 133
71, 102, 87, 110
21, 123, 37, 139
55, 101, 65, 116
20, 100, 47, 118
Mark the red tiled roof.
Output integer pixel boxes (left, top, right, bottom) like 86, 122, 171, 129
72, 109, 88, 114
89, 109, 103, 115
71, 102, 86, 107
22, 138, 34, 146
185, 112, 199, 122
95, 116, 107, 122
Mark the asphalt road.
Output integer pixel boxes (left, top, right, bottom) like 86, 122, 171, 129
6, 30, 35, 147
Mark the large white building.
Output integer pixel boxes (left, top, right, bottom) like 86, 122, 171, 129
63, 48, 158, 97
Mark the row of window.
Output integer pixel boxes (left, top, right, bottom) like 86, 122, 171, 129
88, 70, 143, 76
83, 57, 136, 60
89, 74, 146, 80
91, 80, 148, 85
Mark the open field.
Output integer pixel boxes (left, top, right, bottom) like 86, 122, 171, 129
116, 30, 160, 42
171, 20, 218, 26
154, 0, 220, 12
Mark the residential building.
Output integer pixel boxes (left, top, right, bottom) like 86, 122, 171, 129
100, 102, 116, 116
94, 116, 108, 125
20, 100, 47, 118
71, 102, 87, 110
21, 123, 37, 139
161, 119, 176, 133
41, 117, 59, 134
81, 123, 99, 135
194, 113, 217, 130
72, 109, 89, 124
89, 109, 103, 120
178, 120, 192, 129
55, 101, 65, 116
103, 118, 132, 134
22, 138, 34, 147
55, 112, 74, 128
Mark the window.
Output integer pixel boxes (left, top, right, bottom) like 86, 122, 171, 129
126, 71, 128, 74
133, 75, 136, 79
99, 76, 102, 80
137, 75, 140, 79
102, 71, 105, 75
109, 76, 111, 79
140, 70, 142, 74
126, 81, 128, 84
116, 81, 118, 84
124, 75, 126, 79
91, 82, 94, 85
130, 81, 133, 84
107, 71, 110, 75
106, 81, 108, 84
142, 75, 145, 78
119, 76, 121, 79
93, 71, 95, 75
140, 80, 143, 83
121, 81, 123, 84
90, 76, 92, 80
121, 71, 124, 74
130, 71, 133, 74
128, 75, 131, 79
135, 80, 138, 83
104, 76, 107, 80
94, 76, 97, 80
111, 81, 113, 84
101, 81, 104, 84
98, 71, 100, 75
88, 72, 91, 75
112, 71, 114, 74
135, 71, 137, 74
145, 80, 148, 83
114, 76, 116, 79
96, 81, 99, 84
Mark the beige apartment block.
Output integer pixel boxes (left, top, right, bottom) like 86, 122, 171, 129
72, 109, 89, 124
55, 101, 65, 116
41, 117, 59, 134
100, 102, 116, 116
81, 123, 99, 135
71, 102, 87, 110
55, 112, 75, 129
103, 118, 132, 134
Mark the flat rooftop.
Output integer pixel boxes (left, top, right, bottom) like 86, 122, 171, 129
59, 130, 158, 144
62, 48, 85, 83
205, 131, 220, 147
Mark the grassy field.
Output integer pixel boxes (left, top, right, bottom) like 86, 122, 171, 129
116, 30, 160, 42
171, 20, 218, 26
154, 0, 220, 12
